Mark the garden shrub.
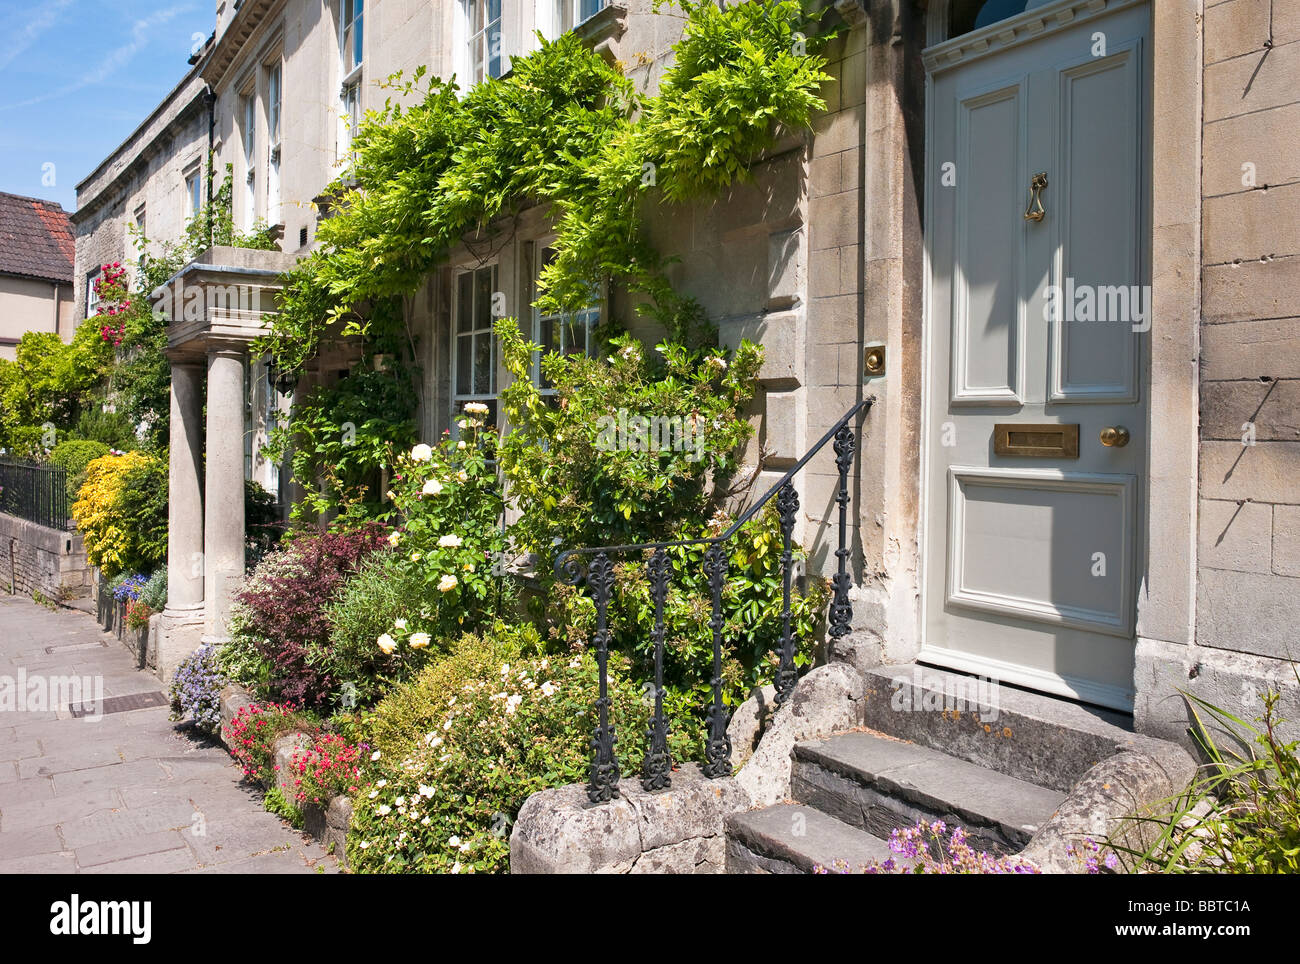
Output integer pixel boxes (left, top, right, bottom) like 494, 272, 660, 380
500, 322, 826, 735
348, 626, 689, 873
72, 452, 167, 577
139, 569, 167, 611
226, 702, 320, 785
169, 642, 227, 735
229, 524, 389, 706
49, 439, 109, 507
216, 633, 273, 695
1113, 688, 1300, 873
319, 550, 441, 709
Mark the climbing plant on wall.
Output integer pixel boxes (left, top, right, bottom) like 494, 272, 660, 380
256, 0, 834, 519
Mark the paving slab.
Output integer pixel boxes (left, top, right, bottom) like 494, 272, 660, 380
0, 594, 337, 874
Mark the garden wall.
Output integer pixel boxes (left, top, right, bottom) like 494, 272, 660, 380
0, 510, 91, 602
91, 570, 155, 670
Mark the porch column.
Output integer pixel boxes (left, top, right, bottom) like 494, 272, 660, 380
157, 359, 206, 682
204, 346, 246, 638
165, 361, 204, 610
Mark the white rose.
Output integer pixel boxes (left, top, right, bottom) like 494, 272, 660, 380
409, 632, 431, 650
411, 443, 433, 461
421, 478, 443, 497
438, 534, 463, 547
438, 574, 458, 592
377, 634, 397, 655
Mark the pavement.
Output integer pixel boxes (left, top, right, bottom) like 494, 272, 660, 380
0, 592, 338, 873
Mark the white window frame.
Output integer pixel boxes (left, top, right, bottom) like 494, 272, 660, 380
451, 262, 501, 425
241, 87, 257, 232
85, 268, 102, 318
338, 0, 364, 159
540, 0, 605, 40
266, 60, 282, 225
183, 166, 202, 221
460, 0, 504, 86
530, 241, 600, 392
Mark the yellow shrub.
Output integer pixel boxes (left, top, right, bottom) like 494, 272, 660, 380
73, 451, 153, 576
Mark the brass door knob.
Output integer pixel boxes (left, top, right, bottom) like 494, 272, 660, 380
1099, 426, 1130, 448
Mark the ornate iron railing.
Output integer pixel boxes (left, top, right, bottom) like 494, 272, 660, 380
555, 398, 873, 803
0, 459, 72, 531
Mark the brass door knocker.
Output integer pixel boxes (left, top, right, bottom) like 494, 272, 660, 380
1024, 172, 1048, 222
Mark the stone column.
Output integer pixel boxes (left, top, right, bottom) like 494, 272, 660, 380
204, 346, 247, 639
166, 362, 205, 609
157, 360, 206, 682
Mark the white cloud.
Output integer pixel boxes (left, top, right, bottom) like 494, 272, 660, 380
0, 0, 75, 75
0, 3, 195, 112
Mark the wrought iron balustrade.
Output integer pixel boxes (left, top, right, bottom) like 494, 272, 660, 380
0, 459, 72, 531
555, 398, 873, 804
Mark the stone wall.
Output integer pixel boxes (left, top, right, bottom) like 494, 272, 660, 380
0, 511, 90, 601
72, 70, 209, 321
1138, 0, 1300, 743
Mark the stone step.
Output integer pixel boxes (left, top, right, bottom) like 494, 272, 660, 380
725, 803, 894, 874
791, 731, 1067, 856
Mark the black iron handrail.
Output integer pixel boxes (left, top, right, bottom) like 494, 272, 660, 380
0, 459, 72, 531
555, 397, 873, 803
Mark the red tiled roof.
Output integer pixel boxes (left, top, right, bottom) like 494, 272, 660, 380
0, 192, 75, 284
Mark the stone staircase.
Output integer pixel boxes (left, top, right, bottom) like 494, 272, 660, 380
724, 663, 1164, 873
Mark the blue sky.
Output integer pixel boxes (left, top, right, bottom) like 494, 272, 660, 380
0, 0, 211, 212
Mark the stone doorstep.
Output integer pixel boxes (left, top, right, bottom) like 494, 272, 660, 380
791, 731, 1067, 852
725, 803, 892, 873
859, 664, 1147, 793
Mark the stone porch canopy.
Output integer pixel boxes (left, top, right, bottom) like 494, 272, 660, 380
155, 245, 298, 679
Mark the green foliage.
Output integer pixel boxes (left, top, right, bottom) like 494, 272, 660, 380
1112, 686, 1300, 873
49, 439, 110, 507
497, 319, 762, 553
262, 349, 419, 526
317, 423, 510, 708
257, 0, 832, 510
72, 409, 138, 451
216, 633, 274, 695
0, 327, 111, 458
348, 626, 688, 873
140, 569, 168, 611
263, 785, 304, 828
319, 551, 441, 708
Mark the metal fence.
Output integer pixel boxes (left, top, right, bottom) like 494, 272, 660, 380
0, 459, 72, 530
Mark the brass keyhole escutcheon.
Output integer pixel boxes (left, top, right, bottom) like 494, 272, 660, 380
1024, 172, 1048, 222
1100, 426, 1130, 448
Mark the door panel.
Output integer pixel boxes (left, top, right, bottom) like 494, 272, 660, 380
954, 84, 1025, 404
922, 3, 1150, 711
1053, 44, 1144, 402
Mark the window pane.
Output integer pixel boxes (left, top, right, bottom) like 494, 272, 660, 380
469, 333, 487, 394
474, 266, 493, 330
353, 3, 364, 66
457, 271, 473, 332
457, 335, 472, 396
949, 0, 1031, 37
579, 0, 602, 23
